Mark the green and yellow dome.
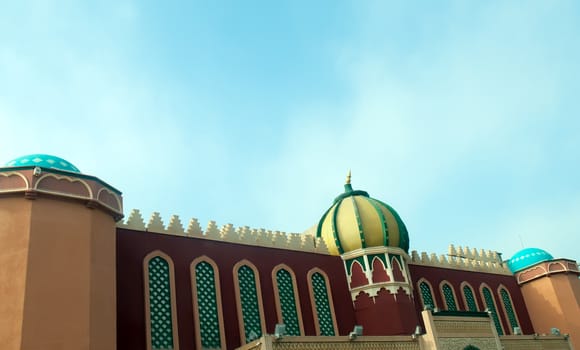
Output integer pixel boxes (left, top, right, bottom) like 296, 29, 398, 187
316, 172, 409, 256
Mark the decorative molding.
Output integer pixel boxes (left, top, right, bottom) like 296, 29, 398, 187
0, 171, 29, 192
116, 209, 331, 254
515, 258, 580, 285
34, 173, 93, 199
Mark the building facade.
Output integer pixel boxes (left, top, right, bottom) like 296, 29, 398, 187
0, 154, 578, 350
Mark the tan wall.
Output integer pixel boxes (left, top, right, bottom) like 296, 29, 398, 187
0, 196, 116, 350
521, 275, 580, 348
501, 335, 573, 350
0, 198, 32, 350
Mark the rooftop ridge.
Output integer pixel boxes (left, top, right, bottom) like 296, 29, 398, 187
117, 209, 330, 255
409, 244, 511, 275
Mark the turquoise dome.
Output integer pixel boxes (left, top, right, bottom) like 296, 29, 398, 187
507, 248, 554, 273
4, 154, 80, 173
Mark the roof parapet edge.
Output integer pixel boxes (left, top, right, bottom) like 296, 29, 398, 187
117, 209, 330, 254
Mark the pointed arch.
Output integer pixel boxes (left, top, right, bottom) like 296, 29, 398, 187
460, 282, 479, 312
271, 264, 304, 336
190, 256, 226, 350
497, 285, 520, 334
417, 278, 437, 309
307, 268, 338, 336
439, 281, 458, 311
349, 259, 368, 288
143, 250, 179, 350
371, 256, 390, 283
391, 256, 406, 282
480, 283, 504, 336
233, 260, 266, 344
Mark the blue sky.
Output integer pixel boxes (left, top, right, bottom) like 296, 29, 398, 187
1, 1, 579, 262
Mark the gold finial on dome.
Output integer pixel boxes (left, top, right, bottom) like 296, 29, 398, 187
346, 170, 351, 184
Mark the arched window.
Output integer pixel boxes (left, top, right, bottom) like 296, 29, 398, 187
418, 279, 436, 309
191, 257, 226, 350
481, 285, 503, 335
308, 269, 337, 336
499, 287, 520, 333
461, 283, 479, 312
144, 252, 179, 350
440, 282, 458, 311
233, 261, 265, 344
272, 265, 303, 336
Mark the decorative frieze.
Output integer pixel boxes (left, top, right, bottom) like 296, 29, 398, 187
117, 209, 330, 254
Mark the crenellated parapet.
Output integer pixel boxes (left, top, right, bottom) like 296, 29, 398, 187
409, 244, 511, 275
117, 209, 330, 254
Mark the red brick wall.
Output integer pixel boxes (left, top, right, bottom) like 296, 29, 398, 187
116, 228, 356, 350
408, 264, 534, 335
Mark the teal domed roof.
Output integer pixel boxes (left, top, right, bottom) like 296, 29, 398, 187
4, 154, 80, 173
507, 248, 554, 273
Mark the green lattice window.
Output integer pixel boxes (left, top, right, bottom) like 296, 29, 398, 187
147, 256, 175, 350
195, 261, 222, 349
419, 281, 435, 309
500, 288, 519, 331
463, 285, 478, 312
442, 283, 457, 311
275, 269, 301, 335
237, 265, 263, 343
311, 272, 335, 336
482, 287, 503, 335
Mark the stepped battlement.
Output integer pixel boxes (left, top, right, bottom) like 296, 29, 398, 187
410, 244, 511, 275
116, 209, 331, 254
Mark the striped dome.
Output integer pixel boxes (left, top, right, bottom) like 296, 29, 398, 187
507, 248, 553, 273
316, 174, 409, 256
4, 154, 80, 173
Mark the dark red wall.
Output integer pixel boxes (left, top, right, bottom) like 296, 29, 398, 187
408, 264, 534, 335
116, 228, 356, 350
354, 288, 418, 335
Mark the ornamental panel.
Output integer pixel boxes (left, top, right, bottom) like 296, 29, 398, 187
275, 269, 301, 335
238, 265, 263, 342
147, 256, 175, 350
311, 272, 335, 336
195, 261, 222, 349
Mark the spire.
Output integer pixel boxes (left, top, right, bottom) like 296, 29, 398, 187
344, 170, 353, 192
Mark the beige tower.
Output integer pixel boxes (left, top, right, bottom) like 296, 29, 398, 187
0, 155, 123, 350
509, 248, 580, 348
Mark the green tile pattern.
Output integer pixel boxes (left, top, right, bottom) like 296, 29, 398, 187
500, 289, 519, 330
463, 285, 478, 312
5, 154, 80, 173
482, 287, 503, 335
275, 269, 301, 335
442, 283, 457, 311
237, 265, 263, 343
195, 261, 222, 349
419, 282, 435, 309
147, 256, 175, 350
311, 272, 335, 336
